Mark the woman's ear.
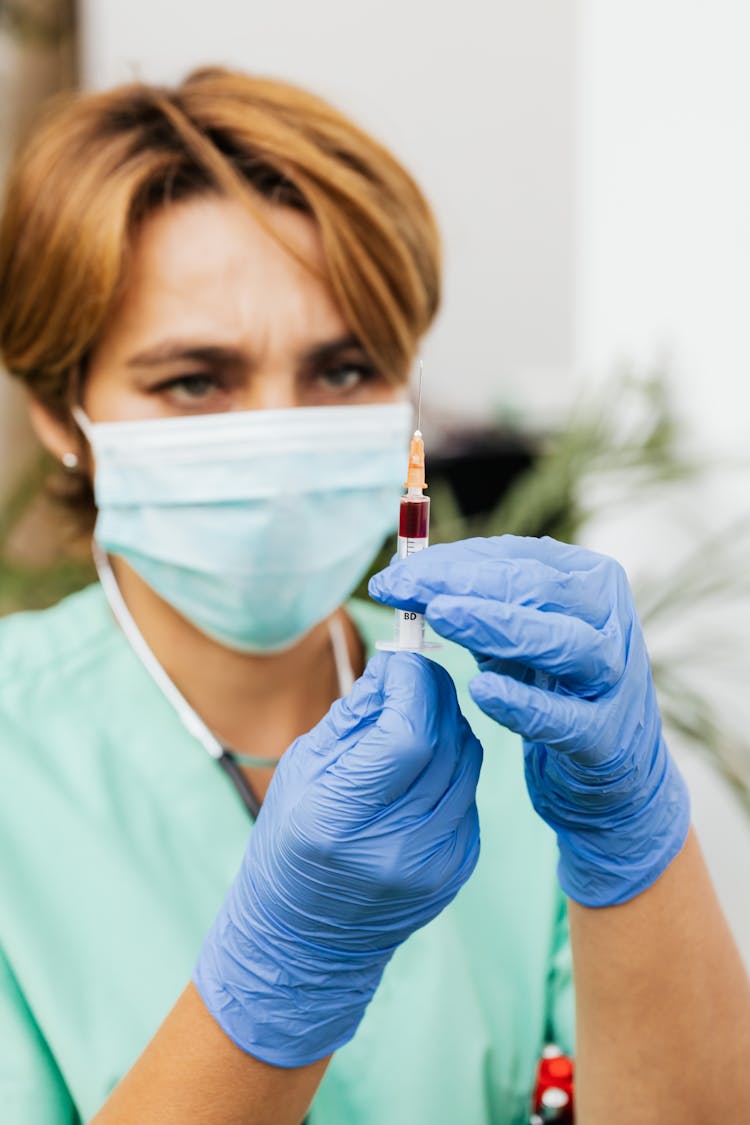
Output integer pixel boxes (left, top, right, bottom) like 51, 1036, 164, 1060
26, 395, 83, 468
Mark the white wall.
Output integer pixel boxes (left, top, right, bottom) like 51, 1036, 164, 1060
576, 0, 750, 966
80, 0, 578, 424
577, 0, 750, 457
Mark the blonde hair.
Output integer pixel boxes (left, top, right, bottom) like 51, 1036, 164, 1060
0, 67, 441, 522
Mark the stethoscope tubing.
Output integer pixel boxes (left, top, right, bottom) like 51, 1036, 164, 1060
217, 751, 262, 820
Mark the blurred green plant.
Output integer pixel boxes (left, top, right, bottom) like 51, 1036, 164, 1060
0, 451, 94, 616
639, 519, 750, 818
432, 371, 697, 544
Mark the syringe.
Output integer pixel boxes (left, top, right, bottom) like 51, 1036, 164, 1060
376, 364, 439, 653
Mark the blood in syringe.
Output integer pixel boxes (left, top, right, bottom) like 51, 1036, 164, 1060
399, 497, 429, 539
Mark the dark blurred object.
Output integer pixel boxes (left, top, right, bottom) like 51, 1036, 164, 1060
428, 424, 539, 522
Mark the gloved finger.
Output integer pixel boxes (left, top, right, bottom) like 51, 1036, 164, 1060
427, 595, 622, 695
425, 803, 481, 906
487, 533, 609, 572
452, 803, 481, 883
369, 539, 614, 628
323, 652, 458, 809
369, 540, 502, 614
390, 802, 481, 936
382, 706, 481, 823
282, 653, 389, 787
468, 670, 595, 756
475, 652, 537, 684
378, 534, 602, 577
428, 722, 483, 824
319, 652, 389, 744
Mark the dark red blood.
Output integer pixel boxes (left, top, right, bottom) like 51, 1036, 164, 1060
399, 497, 430, 539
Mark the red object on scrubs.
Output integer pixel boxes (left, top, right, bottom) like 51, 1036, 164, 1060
532, 1045, 574, 1121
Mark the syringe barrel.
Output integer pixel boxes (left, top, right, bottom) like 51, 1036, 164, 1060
396, 493, 430, 648
398, 492, 430, 542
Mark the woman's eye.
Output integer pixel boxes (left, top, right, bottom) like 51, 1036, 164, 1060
317, 364, 375, 393
158, 374, 224, 403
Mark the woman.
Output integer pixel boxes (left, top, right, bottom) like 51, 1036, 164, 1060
0, 68, 747, 1125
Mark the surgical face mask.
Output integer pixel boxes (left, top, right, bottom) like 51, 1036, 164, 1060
74, 401, 413, 652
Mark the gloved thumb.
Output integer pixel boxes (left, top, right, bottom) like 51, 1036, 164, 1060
323, 651, 447, 809
315, 651, 390, 748
270, 653, 390, 800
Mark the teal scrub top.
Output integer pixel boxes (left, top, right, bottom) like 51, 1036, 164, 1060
0, 585, 574, 1125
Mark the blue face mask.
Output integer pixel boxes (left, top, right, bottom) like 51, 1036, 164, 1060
74, 402, 412, 652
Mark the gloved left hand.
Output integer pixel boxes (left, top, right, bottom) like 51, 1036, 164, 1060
194, 651, 482, 1067
369, 535, 690, 907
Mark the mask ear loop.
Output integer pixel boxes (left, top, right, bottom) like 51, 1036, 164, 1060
58, 362, 98, 549
63, 362, 91, 473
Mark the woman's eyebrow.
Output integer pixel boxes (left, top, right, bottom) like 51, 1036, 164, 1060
126, 333, 364, 369
301, 334, 364, 364
126, 341, 246, 368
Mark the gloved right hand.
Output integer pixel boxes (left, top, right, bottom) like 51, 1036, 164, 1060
369, 535, 690, 909
193, 651, 482, 1068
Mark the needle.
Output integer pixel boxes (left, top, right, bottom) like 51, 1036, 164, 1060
416, 357, 423, 434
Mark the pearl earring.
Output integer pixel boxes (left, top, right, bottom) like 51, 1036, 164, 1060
62, 451, 79, 470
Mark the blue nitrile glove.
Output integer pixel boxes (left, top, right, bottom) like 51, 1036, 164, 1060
193, 651, 482, 1067
369, 535, 690, 908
